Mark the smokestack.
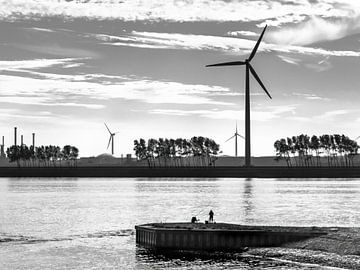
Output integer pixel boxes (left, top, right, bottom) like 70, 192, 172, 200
14, 127, 17, 146
32, 133, 35, 149
21, 135, 23, 146
1, 136, 4, 157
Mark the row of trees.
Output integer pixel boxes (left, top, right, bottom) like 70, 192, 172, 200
133, 137, 220, 167
274, 134, 359, 167
6, 145, 79, 167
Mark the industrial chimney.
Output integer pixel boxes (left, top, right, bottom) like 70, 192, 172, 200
32, 133, 35, 149
14, 127, 17, 146
0, 136, 4, 157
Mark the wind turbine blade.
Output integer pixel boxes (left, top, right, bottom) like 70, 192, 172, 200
236, 133, 245, 139
107, 136, 112, 149
249, 64, 272, 99
248, 25, 267, 61
104, 123, 111, 134
236, 121, 238, 133
206, 61, 246, 67
225, 135, 236, 142
355, 136, 360, 141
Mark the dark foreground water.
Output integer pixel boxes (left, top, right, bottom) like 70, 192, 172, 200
0, 178, 359, 269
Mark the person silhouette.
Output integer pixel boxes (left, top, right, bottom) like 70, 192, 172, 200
209, 209, 214, 222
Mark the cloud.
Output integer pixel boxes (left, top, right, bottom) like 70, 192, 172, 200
267, 16, 355, 46
88, 31, 255, 54
292, 92, 331, 101
0, 58, 237, 111
0, 58, 78, 72
317, 109, 349, 119
89, 31, 360, 57
305, 56, 332, 72
278, 55, 301, 65
26, 27, 54, 33
0, 0, 358, 27
227, 31, 258, 37
149, 105, 296, 121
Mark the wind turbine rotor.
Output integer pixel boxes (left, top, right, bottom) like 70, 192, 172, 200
107, 135, 112, 149
236, 133, 245, 139
225, 135, 236, 143
248, 25, 267, 61
248, 64, 272, 99
104, 123, 112, 134
206, 61, 246, 67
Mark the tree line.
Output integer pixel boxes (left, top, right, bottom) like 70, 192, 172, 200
6, 145, 79, 167
274, 134, 359, 167
133, 136, 220, 167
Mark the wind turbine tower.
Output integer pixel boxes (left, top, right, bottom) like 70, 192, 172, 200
225, 122, 245, 157
104, 123, 118, 155
206, 25, 272, 167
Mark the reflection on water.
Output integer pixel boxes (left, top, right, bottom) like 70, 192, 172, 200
6, 177, 79, 193
243, 178, 254, 223
1, 177, 360, 269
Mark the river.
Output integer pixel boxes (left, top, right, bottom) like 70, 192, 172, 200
1, 178, 359, 269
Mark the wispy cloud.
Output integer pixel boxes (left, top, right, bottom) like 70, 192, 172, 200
0, 58, 78, 72
149, 105, 296, 121
292, 92, 331, 101
227, 30, 258, 37
317, 109, 349, 120
26, 27, 54, 33
0, 58, 237, 110
267, 16, 356, 46
88, 31, 360, 57
1, 0, 358, 28
278, 55, 302, 65
305, 56, 332, 72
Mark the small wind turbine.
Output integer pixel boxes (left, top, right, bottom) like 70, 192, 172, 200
206, 25, 272, 167
225, 122, 245, 157
104, 123, 118, 155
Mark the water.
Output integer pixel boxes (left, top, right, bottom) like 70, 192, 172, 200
1, 178, 359, 269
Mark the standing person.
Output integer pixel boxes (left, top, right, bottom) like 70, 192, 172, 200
209, 209, 214, 222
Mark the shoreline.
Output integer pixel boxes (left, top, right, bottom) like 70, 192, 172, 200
247, 227, 360, 269
137, 223, 360, 269
1, 166, 360, 178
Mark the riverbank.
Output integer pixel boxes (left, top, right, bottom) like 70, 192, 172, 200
137, 223, 360, 269
246, 227, 360, 269
2, 166, 360, 177
138, 223, 360, 269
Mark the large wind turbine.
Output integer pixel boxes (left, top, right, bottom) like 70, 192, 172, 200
104, 123, 117, 155
225, 122, 245, 157
206, 25, 272, 167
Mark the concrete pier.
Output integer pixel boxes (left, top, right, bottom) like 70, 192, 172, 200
135, 223, 327, 251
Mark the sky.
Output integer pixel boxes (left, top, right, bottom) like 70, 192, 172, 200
1, 0, 360, 157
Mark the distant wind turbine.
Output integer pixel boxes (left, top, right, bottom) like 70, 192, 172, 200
225, 122, 245, 157
104, 123, 118, 155
206, 25, 272, 167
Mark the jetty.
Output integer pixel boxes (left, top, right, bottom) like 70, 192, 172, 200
135, 223, 327, 251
